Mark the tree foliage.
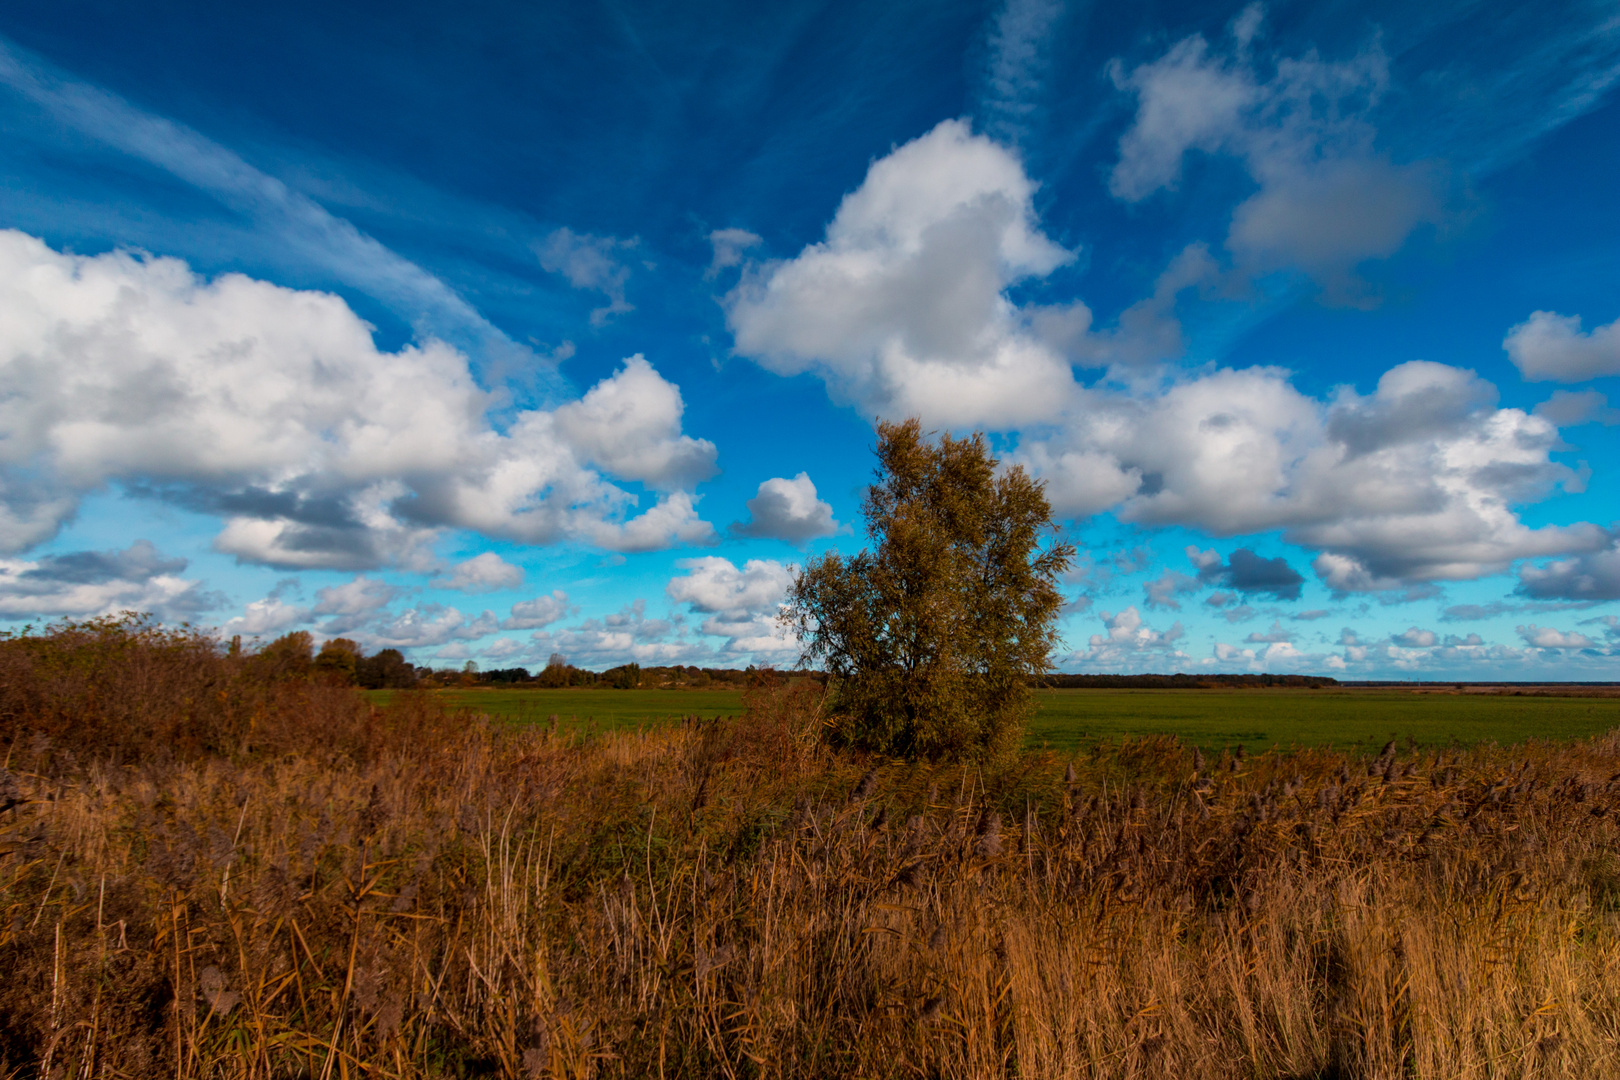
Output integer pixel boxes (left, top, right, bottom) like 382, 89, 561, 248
783, 418, 1074, 759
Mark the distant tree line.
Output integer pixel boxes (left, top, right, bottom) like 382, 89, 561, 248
254, 631, 1332, 694
244, 637, 819, 691
1035, 672, 1339, 689
244, 633, 421, 689
464, 655, 823, 690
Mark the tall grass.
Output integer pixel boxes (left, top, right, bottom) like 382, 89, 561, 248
3, 620, 1619, 1077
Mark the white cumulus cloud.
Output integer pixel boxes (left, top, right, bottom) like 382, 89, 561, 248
1504, 310, 1620, 382
1066, 606, 1188, 670
726, 119, 1078, 428
0, 231, 717, 562
1517, 624, 1595, 650
1020, 360, 1602, 589
220, 598, 308, 639
0, 540, 213, 619
730, 473, 840, 543
431, 553, 524, 594
1392, 627, 1437, 647
502, 590, 572, 630
665, 556, 799, 658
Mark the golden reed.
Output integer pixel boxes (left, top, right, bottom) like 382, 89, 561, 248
2, 628, 1618, 1077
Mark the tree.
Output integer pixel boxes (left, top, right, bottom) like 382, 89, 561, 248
356, 648, 417, 689
253, 631, 314, 682
537, 652, 570, 688
606, 663, 641, 690
782, 418, 1074, 759
313, 638, 359, 684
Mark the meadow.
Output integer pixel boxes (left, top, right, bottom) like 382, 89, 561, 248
8, 623, 1620, 1078
370, 685, 1620, 753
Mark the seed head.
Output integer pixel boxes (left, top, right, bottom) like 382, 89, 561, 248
197, 966, 239, 1016
852, 768, 879, 801
975, 810, 1003, 857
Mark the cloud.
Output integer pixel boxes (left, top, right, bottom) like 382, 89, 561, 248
1024, 361, 1601, 589
551, 356, 719, 491
501, 590, 572, 630
1245, 620, 1292, 643
666, 556, 793, 616
22, 540, 186, 584
1062, 593, 1094, 615
1516, 537, 1620, 601
431, 553, 524, 594
718, 115, 1581, 594
1064, 606, 1189, 670
535, 227, 637, 325
366, 604, 500, 650
726, 119, 1078, 428
482, 637, 527, 660
715, 100, 1592, 594
311, 575, 400, 635
0, 38, 537, 373
1504, 311, 1620, 382
665, 556, 799, 658
0, 540, 215, 619
220, 597, 308, 638
1516, 624, 1595, 650
979, 0, 1065, 144
1533, 389, 1620, 427
523, 599, 712, 669
1108, 16, 1447, 300
730, 473, 840, 543
1442, 602, 1517, 621
1191, 546, 1304, 600
707, 228, 762, 278
1583, 614, 1620, 639
1143, 569, 1199, 610
1392, 627, 1437, 647
0, 232, 717, 560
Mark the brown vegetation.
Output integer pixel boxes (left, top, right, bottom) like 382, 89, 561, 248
3, 620, 1620, 1077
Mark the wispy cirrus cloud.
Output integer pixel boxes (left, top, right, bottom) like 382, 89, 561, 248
0, 35, 547, 380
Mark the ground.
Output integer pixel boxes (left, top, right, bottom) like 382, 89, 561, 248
365, 686, 1620, 754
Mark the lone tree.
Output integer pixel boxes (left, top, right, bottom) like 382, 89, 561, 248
783, 418, 1074, 759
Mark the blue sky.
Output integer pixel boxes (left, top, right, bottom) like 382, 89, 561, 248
2, 0, 1620, 678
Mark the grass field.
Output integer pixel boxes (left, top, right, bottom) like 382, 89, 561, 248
364, 687, 751, 729
369, 685, 1620, 752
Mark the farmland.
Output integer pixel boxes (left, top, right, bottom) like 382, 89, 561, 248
368, 685, 1620, 752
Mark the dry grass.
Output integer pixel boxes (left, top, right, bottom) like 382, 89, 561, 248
4, 623, 1620, 1078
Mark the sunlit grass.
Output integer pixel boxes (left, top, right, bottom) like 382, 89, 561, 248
367, 685, 1620, 752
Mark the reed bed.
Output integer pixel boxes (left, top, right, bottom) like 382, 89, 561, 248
3, 631, 1620, 1077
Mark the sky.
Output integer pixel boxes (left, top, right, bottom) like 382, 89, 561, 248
1, 0, 1619, 679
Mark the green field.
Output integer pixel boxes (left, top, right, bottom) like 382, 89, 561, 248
1025, 687, 1620, 754
365, 687, 750, 730
369, 686, 1620, 753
